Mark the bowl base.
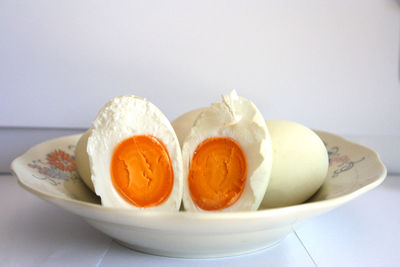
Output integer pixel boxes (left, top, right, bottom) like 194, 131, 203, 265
114, 238, 283, 259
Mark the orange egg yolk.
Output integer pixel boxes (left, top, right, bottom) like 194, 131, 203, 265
110, 135, 174, 208
188, 137, 247, 211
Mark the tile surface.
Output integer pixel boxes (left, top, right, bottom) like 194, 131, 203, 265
0, 175, 111, 267
1, 174, 399, 266
296, 176, 400, 267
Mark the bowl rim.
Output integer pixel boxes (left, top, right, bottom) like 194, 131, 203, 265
10, 131, 387, 221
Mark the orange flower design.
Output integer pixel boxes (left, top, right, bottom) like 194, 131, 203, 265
47, 150, 76, 171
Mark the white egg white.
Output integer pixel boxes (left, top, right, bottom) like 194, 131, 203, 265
76, 95, 183, 211
179, 91, 273, 212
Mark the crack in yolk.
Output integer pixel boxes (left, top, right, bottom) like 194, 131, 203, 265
188, 137, 247, 211
111, 135, 174, 208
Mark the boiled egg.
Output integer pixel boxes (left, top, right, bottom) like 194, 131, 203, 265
75, 95, 183, 211
261, 120, 328, 208
173, 110, 328, 209
179, 91, 273, 212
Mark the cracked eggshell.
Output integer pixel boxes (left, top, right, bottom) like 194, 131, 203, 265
179, 91, 273, 212
77, 95, 183, 211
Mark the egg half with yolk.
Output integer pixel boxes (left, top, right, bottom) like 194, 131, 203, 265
180, 91, 273, 212
75, 95, 183, 211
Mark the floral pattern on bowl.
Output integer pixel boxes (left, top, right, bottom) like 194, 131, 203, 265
27, 147, 78, 186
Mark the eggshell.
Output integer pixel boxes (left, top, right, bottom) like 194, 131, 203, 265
75, 129, 94, 191
261, 120, 328, 208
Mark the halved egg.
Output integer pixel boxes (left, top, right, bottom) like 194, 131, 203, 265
75, 95, 183, 211
179, 91, 273, 212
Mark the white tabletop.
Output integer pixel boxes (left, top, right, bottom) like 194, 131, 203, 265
0, 173, 399, 267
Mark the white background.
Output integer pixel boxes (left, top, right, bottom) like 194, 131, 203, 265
1, 0, 399, 172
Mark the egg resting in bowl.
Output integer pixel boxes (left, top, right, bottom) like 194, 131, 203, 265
75, 95, 183, 211
180, 91, 273, 212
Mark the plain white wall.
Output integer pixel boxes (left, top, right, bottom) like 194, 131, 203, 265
1, 0, 399, 137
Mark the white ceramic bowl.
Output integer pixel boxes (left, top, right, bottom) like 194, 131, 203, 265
11, 131, 386, 258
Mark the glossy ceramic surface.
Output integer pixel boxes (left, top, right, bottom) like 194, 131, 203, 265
11, 131, 386, 258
